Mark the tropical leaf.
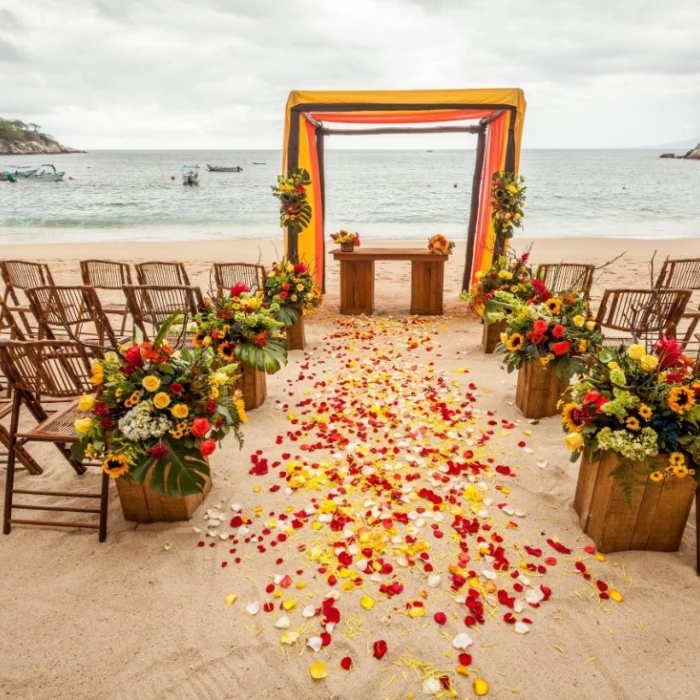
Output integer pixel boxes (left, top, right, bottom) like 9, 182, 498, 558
154, 313, 181, 349
276, 305, 301, 327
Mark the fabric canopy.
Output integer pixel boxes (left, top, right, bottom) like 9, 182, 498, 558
281, 89, 526, 290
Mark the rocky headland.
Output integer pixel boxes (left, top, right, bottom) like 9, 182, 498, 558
0, 118, 84, 155
659, 141, 700, 160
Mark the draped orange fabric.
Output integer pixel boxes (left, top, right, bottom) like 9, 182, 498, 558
310, 110, 494, 125
304, 118, 325, 283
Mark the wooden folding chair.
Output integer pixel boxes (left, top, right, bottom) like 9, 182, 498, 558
213, 263, 266, 295
0, 340, 109, 541
595, 288, 692, 349
25, 285, 120, 348
536, 263, 595, 298
80, 260, 133, 335
655, 258, 700, 291
123, 285, 203, 349
0, 260, 55, 337
135, 262, 191, 287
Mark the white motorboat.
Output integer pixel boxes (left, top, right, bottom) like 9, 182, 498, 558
182, 165, 200, 185
206, 165, 242, 172
1, 165, 39, 181
26, 164, 65, 181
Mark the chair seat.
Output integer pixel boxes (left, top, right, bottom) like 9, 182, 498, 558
17, 400, 81, 442
102, 303, 128, 313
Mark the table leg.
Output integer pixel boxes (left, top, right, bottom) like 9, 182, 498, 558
410, 260, 445, 315
340, 260, 374, 315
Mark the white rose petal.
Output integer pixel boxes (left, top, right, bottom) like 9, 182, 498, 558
452, 633, 473, 650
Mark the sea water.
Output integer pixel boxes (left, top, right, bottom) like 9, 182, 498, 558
0, 149, 698, 245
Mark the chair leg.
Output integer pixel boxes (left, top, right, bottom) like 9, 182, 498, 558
696, 487, 699, 576
3, 393, 21, 535
99, 470, 109, 542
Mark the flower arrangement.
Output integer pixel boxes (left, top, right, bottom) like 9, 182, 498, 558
491, 172, 526, 241
491, 290, 605, 377
263, 259, 321, 327
461, 252, 534, 315
562, 338, 700, 496
71, 322, 246, 496
272, 168, 312, 235
331, 230, 360, 247
427, 234, 455, 255
196, 287, 288, 373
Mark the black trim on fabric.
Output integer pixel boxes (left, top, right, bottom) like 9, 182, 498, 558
320, 125, 481, 136
463, 127, 487, 291
315, 126, 326, 293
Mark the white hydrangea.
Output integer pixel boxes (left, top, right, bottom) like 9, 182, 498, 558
118, 401, 172, 441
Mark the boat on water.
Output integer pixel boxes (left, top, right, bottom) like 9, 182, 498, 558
25, 164, 65, 182
1, 165, 39, 181
206, 165, 243, 172
252, 162, 266, 165
182, 165, 200, 186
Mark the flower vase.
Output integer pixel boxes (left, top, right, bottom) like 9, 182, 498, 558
574, 451, 697, 553
514, 360, 568, 419
340, 242, 354, 253
235, 364, 267, 410
286, 314, 306, 351
116, 465, 212, 523
481, 319, 507, 354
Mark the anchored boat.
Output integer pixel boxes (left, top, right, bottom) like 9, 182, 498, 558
182, 165, 200, 185
1, 165, 39, 181
206, 165, 243, 172
26, 164, 65, 181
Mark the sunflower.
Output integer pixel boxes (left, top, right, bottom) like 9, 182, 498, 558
101, 454, 130, 478
638, 403, 653, 420
625, 416, 641, 431
124, 390, 142, 408
668, 452, 685, 467
668, 386, 695, 414
234, 394, 248, 424
169, 421, 189, 439
545, 297, 562, 314
217, 341, 237, 362
192, 330, 206, 348
672, 464, 689, 478
562, 403, 586, 432
505, 333, 525, 352
648, 471, 664, 483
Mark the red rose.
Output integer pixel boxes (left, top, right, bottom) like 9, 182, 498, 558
93, 401, 110, 417
527, 333, 544, 345
100, 417, 114, 430
170, 383, 185, 396
230, 282, 250, 297
150, 443, 169, 459
294, 262, 308, 274
583, 390, 609, 412
282, 283, 291, 291
655, 335, 684, 370
533, 319, 548, 335
124, 345, 144, 367
280, 291, 288, 299
552, 324, 566, 339
210, 329, 220, 340
190, 417, 210, 438
205, 399, 218, 414
551, 341, 570, 356
200, 439, 216, 457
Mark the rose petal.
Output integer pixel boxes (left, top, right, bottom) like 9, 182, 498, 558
433, 612, 447, 625
452, 633, 473, 650
473, 678, 489, 696
422, 677, 441, 695
302, 605, 316, 618
280, 631, 299, 645
373, 639, 388, 659
224, 594, 238, 606
514, 621, 530, 634
340, 656, 353, 670
244, 601, 260, 616
360, 595, 375, 610
309, 661, 328, 680
274, 617, 290, 629
307, 636, 323, 653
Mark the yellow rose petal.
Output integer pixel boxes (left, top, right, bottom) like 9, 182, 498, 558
224, 594, 238, 606
309, 661, 328, 680
473, 678, 489, 696
282, 600, 297, 611
360, 595, 375, 610
609, 589, 623, 603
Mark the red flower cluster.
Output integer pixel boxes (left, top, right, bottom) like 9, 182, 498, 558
200, 439, 216, 457
150, 443, 169, 459
230, 282, 250, 297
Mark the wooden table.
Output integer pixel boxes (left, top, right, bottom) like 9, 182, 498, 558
331, 248, 448, 316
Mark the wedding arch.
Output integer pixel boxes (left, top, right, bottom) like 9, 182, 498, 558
281, 89, 526, 290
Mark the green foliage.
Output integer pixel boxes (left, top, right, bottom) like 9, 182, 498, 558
0, 117, 49, 143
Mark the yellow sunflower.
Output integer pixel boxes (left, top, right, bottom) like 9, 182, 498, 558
625, 416, 641, 431
668, 386, 695, 414
193, 330, 206, 348
545, 297, 562, 314
101, 454, 130, 478
505, 333, 525, 352
638, 403, 653, 420
234, 394, 248, 424
648, 471, 664, 483
672, 464, 689, 478
124, 390, 142, 408
217, 341, 237, 362
562, 403, 585, 432
668, 452, 685, 467
169, 421, 189, 439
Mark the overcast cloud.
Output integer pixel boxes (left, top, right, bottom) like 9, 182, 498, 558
0, 0, 698, 149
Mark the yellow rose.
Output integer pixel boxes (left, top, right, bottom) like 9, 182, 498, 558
210, 371, 229, 386
89, 364, 104, 385
296, 284, 304, 292
291, 294, 298, 302
202, 336, 212, 347
585, 321, 596, 331
171, 404, 189, 419
497, 270, 513, 280
142, 375, 161, 392
578, 340, 588, 352
640, 354, 658, 372
78, 394, 96, 412
153, 392, 171, 409
500, 332, 509, 344
573, 315, 585, 328
627, 344, 645, 361
74, 417, 93, 435
564, 432, 584, 451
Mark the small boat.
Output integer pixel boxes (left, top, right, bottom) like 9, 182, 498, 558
182, 165, 200, 186
252, 162, 266, 165
1, 165, 39, 181
26, 164, 65, 181
206, 165, 243, 172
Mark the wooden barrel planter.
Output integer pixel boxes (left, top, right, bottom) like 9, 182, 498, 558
514, 360, 568, 419
116, 469, 212, 523
574, 452, 697, 553
286, 315, 306, 351
235, 364, 267, 410
481, 319, 507, 354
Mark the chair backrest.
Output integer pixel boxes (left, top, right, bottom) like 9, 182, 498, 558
213, 263, 266, 295
536, 263, 595, 298
0, 260, 55, 292
135, 262, 190, 287
655, 258, 700, 291
25, 286, 119, 347
123, 285, 203, 346
0, 339, 96, 399
80, 260, 133, 289
0, 299, 26, 340
596, 288, 692, 345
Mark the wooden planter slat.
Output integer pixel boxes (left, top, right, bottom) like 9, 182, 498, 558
481, 319, 507, 354
286, 315, 306, 351
574, 451, 697, 553
235, 364, 267, 410
514, 360, 568, 419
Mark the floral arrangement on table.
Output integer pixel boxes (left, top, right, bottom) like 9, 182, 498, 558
71, 321, 246, 496
491, 290, 605, 377
331, 230, 361, 248
491, 171, 526, 241
196, 285, 288, 373
272, 168, 312, 235
561, 337, 700, 495
461, 252, 535, 316
263, 259, 321, 327
427, 234, 455, 255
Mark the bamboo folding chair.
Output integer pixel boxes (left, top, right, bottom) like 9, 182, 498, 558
25, 286, 120, 348
80, 260, 133, 335
135, 262, 191, 287
594, 288, 692, 349
0, 340, 109, 541
213, 263, 266, 295
536, 263, 595, 298
123, 285, 203, 349
655, 258, 700, 356
0, 260, 55, 337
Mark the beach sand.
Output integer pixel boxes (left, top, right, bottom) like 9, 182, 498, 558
1, 236, 699, 700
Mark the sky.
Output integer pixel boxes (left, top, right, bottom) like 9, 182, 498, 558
1, 0, 699, 150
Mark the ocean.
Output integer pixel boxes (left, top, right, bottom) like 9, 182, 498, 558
1, 149, 699, 245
